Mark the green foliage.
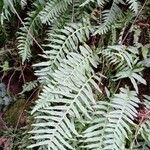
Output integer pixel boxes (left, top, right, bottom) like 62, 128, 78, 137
20, 80, 38, 94
17, 2, 44, 63
39, 0, 72, 24
34, 22, 92, 83
0, 0, 150, 150
83, 87, 140, 150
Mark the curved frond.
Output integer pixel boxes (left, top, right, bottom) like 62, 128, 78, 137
101, 45, 138, 69
34, 23, 92, 82
17, 2, 44, 63
83, 87, 140, 150
94, 1, 122, 35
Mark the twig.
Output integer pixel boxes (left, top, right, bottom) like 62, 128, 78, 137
19, 64, 26, 84
8, 0, 45, 54
14, 87, 39, 132
71, 0, 75, 22
121, 0, 148, 44
7, 70, 16, 93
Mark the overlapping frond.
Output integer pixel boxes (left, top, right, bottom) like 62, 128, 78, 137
29, 44, 102, 149
34, 22, 92, 82
32, 43, 99, 112
100, 45, 146, 93
93, 0, 139, 35
83, 87, 140, 150
101, 45, 138, 69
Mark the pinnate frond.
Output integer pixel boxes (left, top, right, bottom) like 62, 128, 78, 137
34, 22, 92, 82
32, 44, 99, 112
83, 87, 140, 150
17, 3, 43, 63
39, 0, 72, 24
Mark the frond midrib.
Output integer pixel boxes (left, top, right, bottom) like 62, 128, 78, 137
47, 25, 91, 68
46, 74, 95, 144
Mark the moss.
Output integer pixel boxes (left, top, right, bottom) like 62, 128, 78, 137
3, 99, 27, 127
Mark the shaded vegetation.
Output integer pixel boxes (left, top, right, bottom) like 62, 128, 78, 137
0, 0, 150, 150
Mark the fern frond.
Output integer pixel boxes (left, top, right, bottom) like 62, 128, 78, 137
94, 0, 139, 35
32, 44, 99, 112
101, 45, 138, 69
114, 59, 146, 93
80, 0, 109, 7
126, 0, 139, 14
17, 2, 44, 63
94, 1, 122, 35
20, 80, 38, 94
83, 87, 140, 150
83, 101, 110, 149
39, 0, 72, 24
34, 23, 92, 82
29, 74, 101, 149
29, 42, 103, 149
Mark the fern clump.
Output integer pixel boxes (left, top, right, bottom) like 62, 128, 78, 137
0, 0, 150, 149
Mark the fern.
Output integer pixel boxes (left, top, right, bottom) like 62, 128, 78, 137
34, 22, 92, 83
17, 2, 44, 63
12, 0, 149, 149
100, 45, 138, 69
29, 44, 102, 149
39, 0, 72, 24
32, 43, 99, 113
20, 80, 38, 94
83, 87, 140, 150
114, 59, 146, 93
92, 0, 139, 35
94, 1, 123, 35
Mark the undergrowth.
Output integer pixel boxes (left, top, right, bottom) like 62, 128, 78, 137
0, 0, 150, 149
